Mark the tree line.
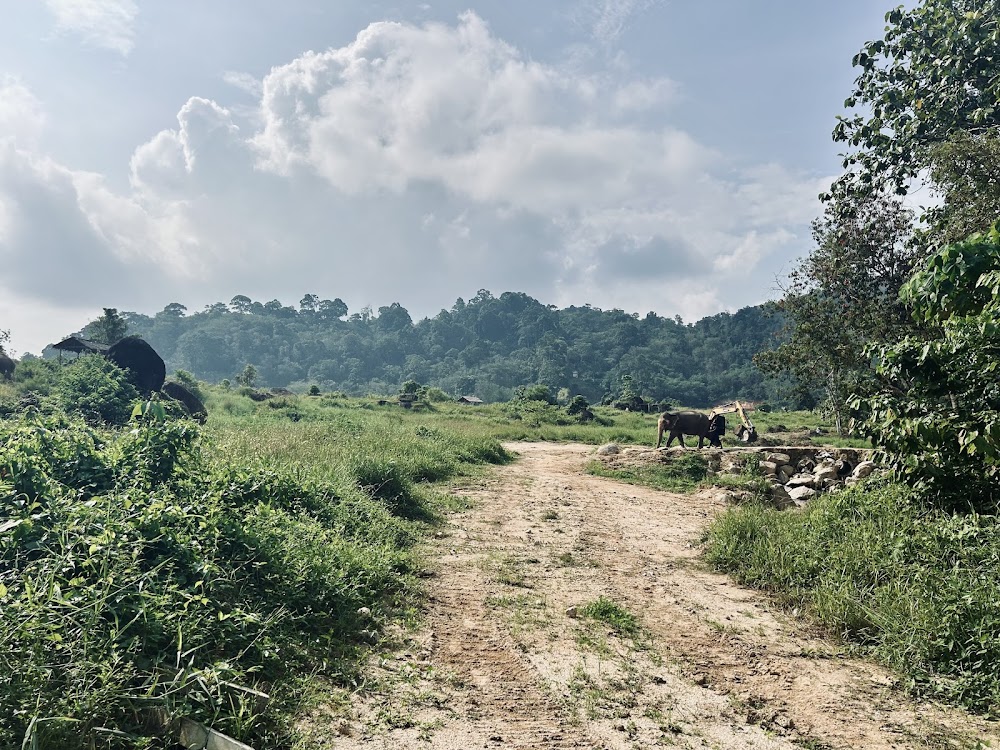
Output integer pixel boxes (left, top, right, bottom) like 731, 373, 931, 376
64, 293, 792, 408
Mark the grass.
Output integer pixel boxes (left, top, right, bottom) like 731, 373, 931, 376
0, 398, 512, 749
586, 453, 709, 493
705, 479, 1000, 716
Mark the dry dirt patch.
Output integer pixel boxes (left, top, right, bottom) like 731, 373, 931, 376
306, 443, 998, 749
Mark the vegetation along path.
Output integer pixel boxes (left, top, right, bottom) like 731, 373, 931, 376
323, 443, 998, 749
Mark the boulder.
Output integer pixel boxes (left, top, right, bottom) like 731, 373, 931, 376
597, 443, 620, 456
162, 381, 208, 423
107, 336, 165, 396
771, 484, 794, 509
760, 460, 778, 476
814, 464, 840, 483
778, 465, 795, 481
0, 352, 14, 380
786, 474, 816, 489
852, 461, 878, 479
765, 452, 791, 466
787, 486, 817, 505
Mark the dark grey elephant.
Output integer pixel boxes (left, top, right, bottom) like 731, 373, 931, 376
0, 352, 14, 380
656, 410, 716, 449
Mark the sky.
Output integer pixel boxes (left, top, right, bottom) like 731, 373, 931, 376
0, 0, 896, 356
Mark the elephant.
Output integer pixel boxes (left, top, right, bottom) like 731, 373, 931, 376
656, 410, 717, 449
0, 352, 14, 380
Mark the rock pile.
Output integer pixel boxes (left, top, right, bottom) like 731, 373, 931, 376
712, 450, 878, 509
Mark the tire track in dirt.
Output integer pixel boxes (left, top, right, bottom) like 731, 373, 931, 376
318, 443, 999, 749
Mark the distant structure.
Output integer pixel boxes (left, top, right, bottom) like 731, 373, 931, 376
49, 334, 202, 418
458, 395, 484, 405
51, 336, 110, 359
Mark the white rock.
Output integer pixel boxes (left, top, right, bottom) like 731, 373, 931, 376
814, 465, 839, 482
597, 443, 620, 456
852, 460, 877, 479
765, 452, 792, 466
787, 486, 817, 505
760, 460, 778, 475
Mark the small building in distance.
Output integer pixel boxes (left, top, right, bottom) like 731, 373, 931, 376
457, 395, 484, 405
51, 336, 110, 358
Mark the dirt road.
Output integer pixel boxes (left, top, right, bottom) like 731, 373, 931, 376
322, 443, 998, 749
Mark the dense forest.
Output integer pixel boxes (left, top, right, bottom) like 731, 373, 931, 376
65, 291, 791, 407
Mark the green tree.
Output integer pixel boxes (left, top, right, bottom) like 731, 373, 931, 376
84, 307, 129, 345
755, 193, 921, 428
236, 364, 258, 388
317, 298, 348, 321
0, 328, 9, 355
230, 295, 253, 314
853, 227, 1000, 512
831, 1, 1000, 199
925, 128, 1000, 245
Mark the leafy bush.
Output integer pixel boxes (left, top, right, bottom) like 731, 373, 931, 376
706, 481, 1000, 714
0, 414, 420, 748
56, 354, 139, 425
170, 368, 205, 400
853, 228, 1000, 512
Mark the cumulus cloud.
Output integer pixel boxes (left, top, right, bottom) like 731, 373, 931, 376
44, 0, 138, 55
2, 12, 828, 354
0, 77, 46, 146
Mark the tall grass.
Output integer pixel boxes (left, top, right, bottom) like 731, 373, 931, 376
0, 402, 511, 749
705, 481, 1000, 715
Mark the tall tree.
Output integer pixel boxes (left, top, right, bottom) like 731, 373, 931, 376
831, 0, 1000, 201
755, 193, 920, 428
84, 308, 128, 345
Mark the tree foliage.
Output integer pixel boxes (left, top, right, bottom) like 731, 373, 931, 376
831, 1, 1000, 199
107, 291, 788, 407
82, 308, 128, 346
755, 193, 921, 422
853, 228, 1000, 512
56, 354, 139, 425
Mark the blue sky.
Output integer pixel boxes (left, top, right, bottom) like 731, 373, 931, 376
1, 0, 895, 355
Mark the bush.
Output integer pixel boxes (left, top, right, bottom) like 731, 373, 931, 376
56, 354, 139, 425
171, 368, 205, 400
706, 481, 1000, 714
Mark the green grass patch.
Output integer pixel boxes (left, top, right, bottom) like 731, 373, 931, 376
585, 452, 709, 493
580, 596, 641, 638
705, 480, 1000, 716
0, 405, 511, 749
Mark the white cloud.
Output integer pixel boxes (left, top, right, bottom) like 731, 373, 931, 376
0, 77, 46, 147
1, 12, 827, 354
222, 71, 263, 98
44, 0, 138, 55
585, 0, 661, 46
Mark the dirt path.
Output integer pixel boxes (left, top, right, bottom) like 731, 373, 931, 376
320, 443, 998, 749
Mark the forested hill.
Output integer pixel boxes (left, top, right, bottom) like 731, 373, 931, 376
106, 291, 788, 407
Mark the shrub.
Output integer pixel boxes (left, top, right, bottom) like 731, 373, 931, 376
706, 481, 1000, 713
56, 354, 139, 425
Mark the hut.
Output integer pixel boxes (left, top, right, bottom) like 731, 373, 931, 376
457, 395, 484, 405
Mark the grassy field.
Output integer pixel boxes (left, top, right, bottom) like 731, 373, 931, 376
11, 379, 990, 748
1, 388, 517, 749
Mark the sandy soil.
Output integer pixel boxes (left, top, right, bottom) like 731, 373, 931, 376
311, 443, 998, 749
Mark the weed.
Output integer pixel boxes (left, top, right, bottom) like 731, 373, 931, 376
580, 597, 641, 638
